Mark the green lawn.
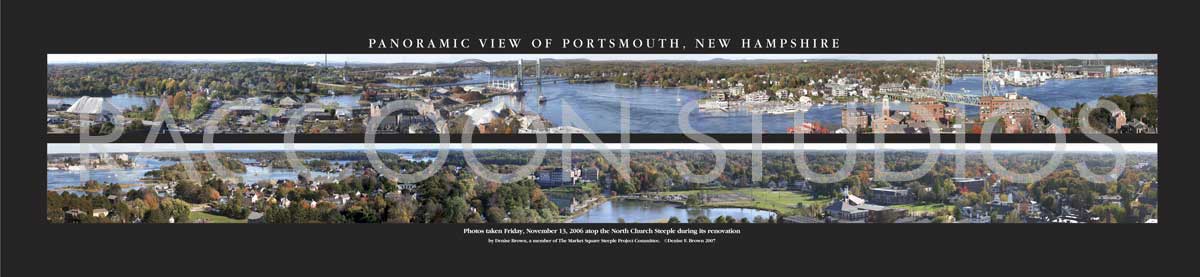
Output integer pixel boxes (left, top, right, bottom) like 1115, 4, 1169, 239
651, 188, 831, 216
892, 203, 955, 215
189, 211, 247, 223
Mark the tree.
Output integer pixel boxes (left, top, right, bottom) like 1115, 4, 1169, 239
142, 190, 160, 210
159, 198, 191, 223
667, 216, 681, 223
685, 194, 703, 207
614, 180, 638, 195
104, 184, 123, 197
1004, 210, 1022, 223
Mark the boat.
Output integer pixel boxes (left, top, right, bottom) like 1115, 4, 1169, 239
767, 106, 799, 115
766, 103, 808, 115
699, 100, 730, 112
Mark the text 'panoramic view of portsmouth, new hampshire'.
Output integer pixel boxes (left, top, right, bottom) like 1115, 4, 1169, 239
47, 54, 1157, 135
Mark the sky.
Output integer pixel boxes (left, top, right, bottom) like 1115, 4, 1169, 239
47, 143, 1157, 154
47, 54, 1158, 64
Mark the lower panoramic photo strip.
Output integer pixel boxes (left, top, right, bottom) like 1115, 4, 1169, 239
46, 143, 1158, 224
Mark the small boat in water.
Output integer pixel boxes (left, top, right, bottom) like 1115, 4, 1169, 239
766, 104, 807, 115
699, 100, 731, 112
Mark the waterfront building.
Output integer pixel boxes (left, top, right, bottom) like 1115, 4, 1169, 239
908, 97, 946, 123
788, 122, 828, 134
65, 96, 116, 123
979, 92, 1034, 122
841, 107, 870, 130
827, 83, 858, 97
728, 85, 746, 97
536, 167, 581, 188
744, 90, 769, 103
580, 168, 600, 183
775, 89, 792, 100
1063, 65, 1111, 78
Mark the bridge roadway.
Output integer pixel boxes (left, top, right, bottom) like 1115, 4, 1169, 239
348, 60, 542, 74
875, 87, 982, 106
382, 77, 569, 90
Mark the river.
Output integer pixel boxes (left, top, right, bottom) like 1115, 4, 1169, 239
459, 73, 1158, 133
570, 198, 777, 223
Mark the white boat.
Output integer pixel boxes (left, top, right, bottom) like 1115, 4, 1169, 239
766, 106, 800, 115
699, 100, 730, 111
766, 102, 809, 114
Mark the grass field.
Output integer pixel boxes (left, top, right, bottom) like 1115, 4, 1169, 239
892, 203, 955, 215
651, 188, 831, 216
190, 211, 247, 223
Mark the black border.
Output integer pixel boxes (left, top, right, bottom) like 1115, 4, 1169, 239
6, 1, 1186, 273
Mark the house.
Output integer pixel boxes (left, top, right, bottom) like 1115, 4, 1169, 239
91, 208, 109, 218
247, 212, 265, 223
302, 105, 336, 121
47, 115, 66, 125
335, 108, 352, 120
988, 193, 1016, 215
65, 209, 85, 222
1096, 195, 1123, 206
957, 207, 990, 223
788, 179, 810, 191
278, 96, 301, 108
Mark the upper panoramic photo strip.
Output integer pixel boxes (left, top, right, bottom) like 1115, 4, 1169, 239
46, 54, 1158, 135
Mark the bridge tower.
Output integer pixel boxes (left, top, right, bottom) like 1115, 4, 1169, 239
515, 59, 524, 92
931, 55, 946, 95
981, 54, 997, 97
536, 59, 543, 101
